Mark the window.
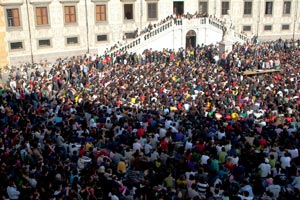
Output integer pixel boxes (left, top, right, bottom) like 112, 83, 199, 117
125, 32, 136, 39
221, 1, 230, 15
6, 8, 20, 27
66, 37, 78, 45
243, 25, 251, 32
265, 1, 273, 15
64, 6, 76, 23
36, 7, 48, 25
10, 42, 23, 50
264, 25, 272, 31
147, 3, 157, 20
96, 5, 106, 22
282, 24, 290, 30
244, 1, 252, 15
124, 4, 133, 20
38, 39, 51, 47
97, 34, 108, 42
199, 1, 208, 14
283, 1, 291, 15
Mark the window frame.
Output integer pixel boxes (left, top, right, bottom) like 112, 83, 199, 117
221, 1, 230, 16
243, 1, 252, 16
65, 36, 79, 46
199, 1, 208, 15
283, 1, 291, 16
95, 4, 107, 22
6, 7, 21, 29
281, 24, 290, 30
147, 2, 158, 20
9, 41, 24, 51
264, 25, 272, 31
265, 1, 273, 16
96, 34, 108, 43
125, 32, 136, 39
64, 5, 77, 25
37, 39, 52, 48
243, 25, 252, 32
123, 3, 134, 21
35, 6, 50, 27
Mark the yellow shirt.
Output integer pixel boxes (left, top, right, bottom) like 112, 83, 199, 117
170, 106, 177, 111
85, 142, 93, 151
207, 102, 211, 107
131, 98, 136, 104
117, 161, 126, 173
231, 113, 239, 120
75, 96, 79, 103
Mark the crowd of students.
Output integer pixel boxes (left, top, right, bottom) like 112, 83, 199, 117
0, 38, 300, 200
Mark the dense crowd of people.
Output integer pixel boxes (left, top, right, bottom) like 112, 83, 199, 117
0, 38, 300, 200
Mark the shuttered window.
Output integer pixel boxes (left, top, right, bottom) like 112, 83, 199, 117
148, 3, 157, 19
7, 8, 20, 27
64, 6, 76, 23
96, 5, 106, 21
36, 7, 48, 25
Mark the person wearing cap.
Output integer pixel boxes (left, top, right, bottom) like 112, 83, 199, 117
258, 158, 271, 179
239, 180, 254, 200
265, 178, 281, 199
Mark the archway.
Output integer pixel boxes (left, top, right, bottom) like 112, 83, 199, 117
186, 30, 196, 49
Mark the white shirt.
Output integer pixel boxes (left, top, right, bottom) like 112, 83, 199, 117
150, 151, 159, 162
132, 142, 142, 152
185, 141, 193, 151
200, 154, 210, 165
159, 127, 167, 138
258, 163, 271, 178
280, 156, 291, 169
288, 148, 299, 159
144, 143, 152, 155
216, 131, 226, 140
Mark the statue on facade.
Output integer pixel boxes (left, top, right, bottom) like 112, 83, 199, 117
221, 13, 233, 42
221, 26, 227, 42
222, 21, 234, 42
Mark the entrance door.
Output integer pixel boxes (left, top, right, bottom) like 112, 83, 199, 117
173, 1, 184, 16
186, 30, 196, 49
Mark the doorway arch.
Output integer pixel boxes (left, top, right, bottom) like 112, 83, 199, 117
186, 30, 196, 49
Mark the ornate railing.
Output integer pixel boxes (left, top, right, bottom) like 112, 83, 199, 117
106, 17, 249, 56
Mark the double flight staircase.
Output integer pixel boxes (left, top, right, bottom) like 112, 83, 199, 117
107, 16, 250, 56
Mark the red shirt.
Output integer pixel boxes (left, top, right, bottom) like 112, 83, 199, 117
79, 148, 86, 157
137, 128, 145, 138
258, 138, 267, 147
177, 103, 182, 110
196, 143, 205, 152
160, 140, 168, 151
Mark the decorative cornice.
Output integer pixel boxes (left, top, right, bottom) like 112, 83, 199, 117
0, 0, 23, 6
59, 0, 80, 3
29, 0, 52, 4
91, 0, 110, 2
120, 0, 136, 2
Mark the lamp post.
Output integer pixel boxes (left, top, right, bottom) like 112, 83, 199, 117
256, 1, 261, 39
140, 0, 143, 31
293, 0, 298, 46
84, 0, 90, 53
25, 0, 34, 63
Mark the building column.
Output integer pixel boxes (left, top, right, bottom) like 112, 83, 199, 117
0, 3, 8, 68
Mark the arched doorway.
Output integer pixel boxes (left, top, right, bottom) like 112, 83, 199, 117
186, 30, 196, 49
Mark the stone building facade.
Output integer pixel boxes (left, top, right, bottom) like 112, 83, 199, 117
0, 0, 299, 66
